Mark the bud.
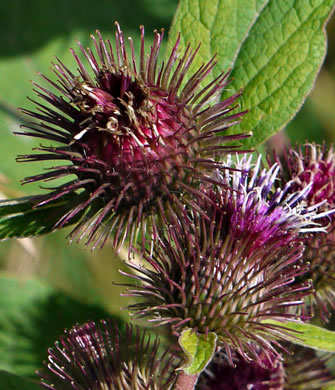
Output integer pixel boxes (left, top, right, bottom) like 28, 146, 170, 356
38, 320, 179, 390
271, 143, 335, 322
275, 143, 335, 212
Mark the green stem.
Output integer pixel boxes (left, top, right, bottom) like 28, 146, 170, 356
175, 371, 199, 390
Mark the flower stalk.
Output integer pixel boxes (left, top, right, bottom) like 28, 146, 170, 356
175, 372, 199, 390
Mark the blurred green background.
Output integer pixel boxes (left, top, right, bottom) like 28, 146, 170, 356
0, 0, 334, 379
284, 14, 335, 145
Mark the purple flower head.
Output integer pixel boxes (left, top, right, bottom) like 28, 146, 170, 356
16, 22, 248, 250
122, 155, 326, 366
209, 154, 329, 249
276, 143, 335, 216
271, 144, 335, 322
38, 320, 179, 390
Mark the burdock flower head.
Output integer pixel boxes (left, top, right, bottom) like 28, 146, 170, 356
271, 143, 335, 322
17, 22, 247, 250
122, 155, 327, 366
274, 143, 335, 212
38, 320, 179, 390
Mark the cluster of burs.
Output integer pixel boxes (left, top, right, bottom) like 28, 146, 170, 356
14, 23, 335, 390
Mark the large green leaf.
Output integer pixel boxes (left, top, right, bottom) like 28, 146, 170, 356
0, 371, 39, 390
168, 0, 335, 147
168, 0, 269, 79
228, 0, 335, 147
0, 275, 117, 377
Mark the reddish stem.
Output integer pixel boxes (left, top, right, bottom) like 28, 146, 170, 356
175, 371, 199, 390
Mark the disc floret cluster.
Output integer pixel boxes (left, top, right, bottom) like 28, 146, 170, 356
14, 23, 335, 390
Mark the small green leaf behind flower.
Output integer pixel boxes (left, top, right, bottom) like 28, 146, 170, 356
263, 320, 335, 352
0, 193, 84, 240
178, 328, 217, 375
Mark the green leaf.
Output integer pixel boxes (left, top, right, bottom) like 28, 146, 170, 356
0, 193, 84, 240
178, 328, 217, 375
262, 320, 335, 352
168, 0, 269, 82
227, 0, 335, 147
0, 275, 117, 377
0, 370, 40, 390
168, 0, 335, 148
